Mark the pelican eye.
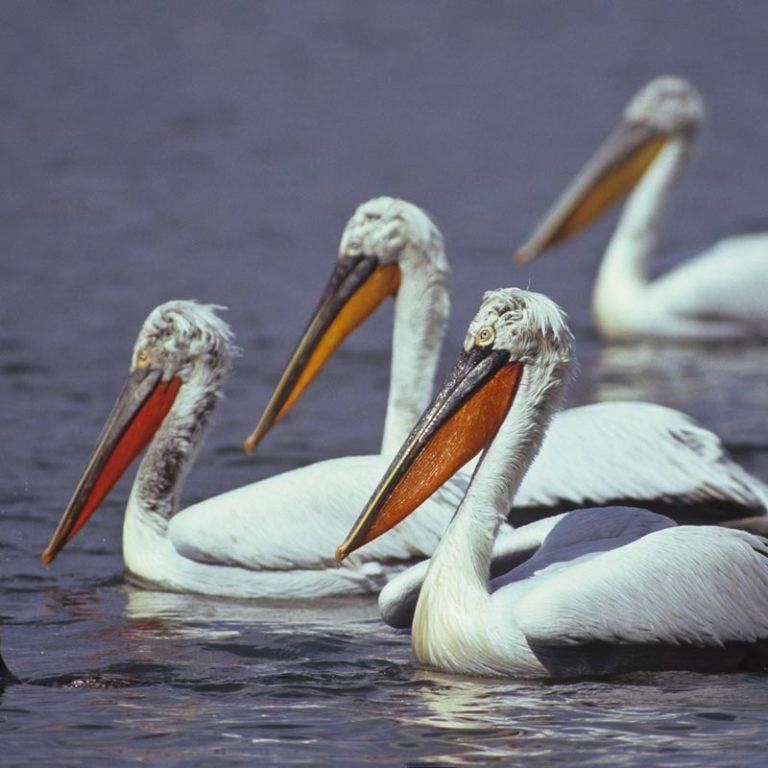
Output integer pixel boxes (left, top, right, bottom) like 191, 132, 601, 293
475, 326, 495, 347
136, 348, 152, 368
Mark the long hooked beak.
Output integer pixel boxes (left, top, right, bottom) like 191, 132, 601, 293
514, 119, 668, 263
336, 346, 523, 562
42, 367, 181, 565
243, 255, 400, 453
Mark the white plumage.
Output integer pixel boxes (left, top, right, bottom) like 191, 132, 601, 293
43, 200, 768, 600
341, 288, 768, 678
47, 300, 468, 597
516, 76, 768, 341
250, 197, 768, 526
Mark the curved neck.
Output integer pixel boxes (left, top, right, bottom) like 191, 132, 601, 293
428, 362, 568, 590
380, 255, 450, 455
126, 376, 221, 536
593, 136, 691, 308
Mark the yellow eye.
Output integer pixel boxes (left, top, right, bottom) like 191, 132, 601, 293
475, 326, 495, 347
136, 348, 152, 367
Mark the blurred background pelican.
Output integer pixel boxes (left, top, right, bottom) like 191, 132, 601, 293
4, 3, 768, 763
515, 76, 768, 341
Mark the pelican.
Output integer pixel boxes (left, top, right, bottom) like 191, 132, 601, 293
337, 288, 768, 678
515, 76, 768, 341
41, 201, 767, 600
42, 300, 470, 597
246, 196, 768, 526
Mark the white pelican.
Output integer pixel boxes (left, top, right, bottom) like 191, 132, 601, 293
337, 288, 768, 678
246, 196, 768, 526
41, 200, 767, 600
515, 76, 768, 341
42, 300, 470, 597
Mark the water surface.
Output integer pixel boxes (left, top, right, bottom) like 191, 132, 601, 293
2, 2, 768, 765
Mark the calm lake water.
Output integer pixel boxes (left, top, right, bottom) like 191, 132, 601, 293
2, 2, 768, 766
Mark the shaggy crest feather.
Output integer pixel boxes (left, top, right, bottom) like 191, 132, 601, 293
339, 196, 449, 277
135, 300, 238, 387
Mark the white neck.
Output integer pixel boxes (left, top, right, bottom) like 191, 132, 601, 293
380, 254, 450, 456
592, 136, 691, 323
411, 360, 568, 672
431, 362, 566, 586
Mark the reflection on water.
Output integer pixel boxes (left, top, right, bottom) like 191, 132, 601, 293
589, 342, 768, 447
5, 2, 768, 765
122, 585, 381, 639
401, 667, 768, 766
402, 671, 541, 765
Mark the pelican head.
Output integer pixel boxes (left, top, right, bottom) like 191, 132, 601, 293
340, 197, 448, 275
515, 75, 703, 263
624, 76, 703, 137
244, 196, 449, 453
337, 287, 574, 561
42, 300, 236, 565
129, 301, 235, 389
463, 287, 574, 369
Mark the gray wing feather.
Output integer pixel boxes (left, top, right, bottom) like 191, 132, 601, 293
379, 517, 564, 628
512, 526, 768, 647
514, 402, 768, 523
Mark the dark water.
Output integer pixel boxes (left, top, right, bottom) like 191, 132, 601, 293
2, 2, 768, 765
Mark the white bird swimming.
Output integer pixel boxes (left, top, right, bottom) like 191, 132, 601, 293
41, 200, 767, 600
42, 300, 469, 597
246, 196, 768, 527
515, 76, 768, 341
337, 288, 768, 678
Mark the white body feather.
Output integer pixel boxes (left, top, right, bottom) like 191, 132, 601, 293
592, 115, 768, 340
100, 200, 767, 599
408, 289, 768, 678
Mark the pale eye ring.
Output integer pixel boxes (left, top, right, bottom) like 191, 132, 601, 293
136, 348, 152, 367
475, 326, 495, 347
